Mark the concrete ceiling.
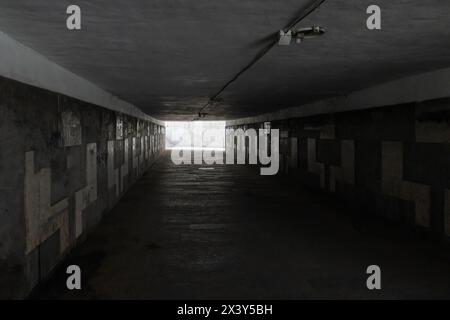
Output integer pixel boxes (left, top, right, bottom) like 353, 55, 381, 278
0, 0, 449, 120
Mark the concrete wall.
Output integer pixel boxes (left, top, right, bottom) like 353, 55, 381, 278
227, 98, 450, 240
0, 76, 165, 299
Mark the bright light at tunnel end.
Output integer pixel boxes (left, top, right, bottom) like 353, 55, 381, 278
165, 121, 279, 175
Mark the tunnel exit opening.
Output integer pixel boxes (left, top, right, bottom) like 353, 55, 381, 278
165, 121, 225, 151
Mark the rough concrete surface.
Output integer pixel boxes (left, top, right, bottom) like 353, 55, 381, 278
228, 99, 450, 239
0, 75, 165, 299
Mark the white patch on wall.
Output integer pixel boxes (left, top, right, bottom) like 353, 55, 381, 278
307, 138, 325, 188
381, 142, 430, 227
116, 114, 124, 140
121, 138, 129, 191
157, 128, 161, 150
132, 137, 139, 177
140, 136, 145, 167
136, 121, 141, 137
74, 143, 98, 238
145, 136, 149, 161
107, 140, 120, 197
24, 151, 70, 254
61, 110, 81, 146
152, 135, 156, 154
330, 140, 355, 192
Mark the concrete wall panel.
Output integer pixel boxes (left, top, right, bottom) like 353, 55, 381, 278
0, 76, 165, 298
227, 97, 450, 239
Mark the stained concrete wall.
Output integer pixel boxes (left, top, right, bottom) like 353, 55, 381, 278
0, 76, 165, 299
227, 98, 450, 241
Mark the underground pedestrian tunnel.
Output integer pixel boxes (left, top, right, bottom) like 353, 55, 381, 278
1, 0, 450, 300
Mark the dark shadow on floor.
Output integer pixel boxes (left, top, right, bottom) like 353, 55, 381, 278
31, 152, 450, 299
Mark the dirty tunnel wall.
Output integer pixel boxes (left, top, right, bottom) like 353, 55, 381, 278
226, 98, 450, 240
0, 76, 165, 298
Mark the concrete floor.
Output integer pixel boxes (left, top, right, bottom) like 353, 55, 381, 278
33, 152, 450, 299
